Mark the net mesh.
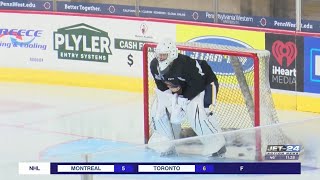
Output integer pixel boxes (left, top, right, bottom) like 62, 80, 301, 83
143, 42, 291, 160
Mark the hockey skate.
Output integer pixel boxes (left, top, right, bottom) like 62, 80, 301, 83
210, 145, 227, 158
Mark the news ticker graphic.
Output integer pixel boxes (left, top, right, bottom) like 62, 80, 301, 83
19, 162, 301, 174
265, 145, 301, 160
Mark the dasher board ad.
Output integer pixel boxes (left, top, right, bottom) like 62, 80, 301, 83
0, 13, 175, 77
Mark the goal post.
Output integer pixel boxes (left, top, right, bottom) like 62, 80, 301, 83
142, 41, 284, 160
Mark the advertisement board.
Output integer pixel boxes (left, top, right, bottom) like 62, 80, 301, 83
54, 1, 320, 33
265, 34, 304, 92
0, 0, 53, 11
176, 25, 265, 49
0, 13, 175, 78
176, 24, 265, 75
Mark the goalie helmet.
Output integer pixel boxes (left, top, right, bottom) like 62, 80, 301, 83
155, 39, 178, 73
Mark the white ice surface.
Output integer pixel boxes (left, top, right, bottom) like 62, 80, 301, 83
0, 82, 319, 180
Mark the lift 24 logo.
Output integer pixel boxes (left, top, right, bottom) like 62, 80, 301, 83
265, 145, 301, 160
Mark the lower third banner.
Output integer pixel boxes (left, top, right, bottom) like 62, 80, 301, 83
19, 162, 301, 174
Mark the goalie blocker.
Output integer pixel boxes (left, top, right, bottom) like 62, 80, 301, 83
148, 39, 226, 157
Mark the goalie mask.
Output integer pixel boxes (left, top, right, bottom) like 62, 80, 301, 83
155, 39, 178, 74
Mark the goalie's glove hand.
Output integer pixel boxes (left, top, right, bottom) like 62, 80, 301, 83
155, 88, 173, 108
171, 94, 189, 124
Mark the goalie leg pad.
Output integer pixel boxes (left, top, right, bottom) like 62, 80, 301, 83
149, 96, 180, 155
186, 91, 226, 156
148, 106, 176, 154
151, 105, 174, 140
151, 109, 181, 140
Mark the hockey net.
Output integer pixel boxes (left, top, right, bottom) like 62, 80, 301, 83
143, 42, 291, 160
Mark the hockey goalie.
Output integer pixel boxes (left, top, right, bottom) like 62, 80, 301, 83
148, 39, 226, 157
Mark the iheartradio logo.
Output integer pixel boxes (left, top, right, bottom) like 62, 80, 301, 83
271, 40, 297, 67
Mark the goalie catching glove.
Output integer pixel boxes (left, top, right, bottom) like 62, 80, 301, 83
170, 93, 190, 124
